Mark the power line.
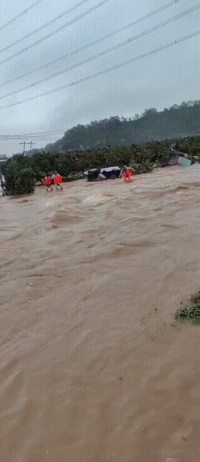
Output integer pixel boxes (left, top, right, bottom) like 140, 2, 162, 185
0, 129, 66, 137
0, 0, 46, 32
0, 0, 111, 66
0, 137, 61, 141
0, 0, 91, 53
0, 30, 199, 110
0, 4, 198, 101
0, 130, 67, 140
1, 134, 62, 139
1, 0, 184, 88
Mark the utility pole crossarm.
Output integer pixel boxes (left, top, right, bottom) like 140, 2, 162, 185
19, 141, 35, 155
29, 141, 35, 154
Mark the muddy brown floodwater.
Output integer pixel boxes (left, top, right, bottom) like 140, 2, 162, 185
1, 165, 200, 462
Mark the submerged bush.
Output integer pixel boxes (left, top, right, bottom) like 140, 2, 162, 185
175, 292, 200, 323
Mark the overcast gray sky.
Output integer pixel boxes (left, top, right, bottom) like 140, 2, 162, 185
0, 0, 199, 156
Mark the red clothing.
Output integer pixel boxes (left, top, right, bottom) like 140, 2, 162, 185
54, 174, 62, 184
123, 170, 132, 180
44, 177, 51, 186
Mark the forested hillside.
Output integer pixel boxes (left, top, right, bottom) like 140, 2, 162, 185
45, 101, 200, 152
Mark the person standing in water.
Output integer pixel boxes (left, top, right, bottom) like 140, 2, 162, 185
44, 174, 53, 191
123, 166, 133, 182
53, 172, 63, 190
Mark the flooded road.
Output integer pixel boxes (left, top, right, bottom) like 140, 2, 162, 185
1, 165, 200, 462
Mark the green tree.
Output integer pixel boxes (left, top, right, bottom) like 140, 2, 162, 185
4, 160, 19, 195
14, 168, 35, 195
4, 161, 35, 195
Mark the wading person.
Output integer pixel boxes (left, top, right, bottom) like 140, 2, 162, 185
123, 166, 132, 182
53, 172, 63, 190
44, 174, 53, 191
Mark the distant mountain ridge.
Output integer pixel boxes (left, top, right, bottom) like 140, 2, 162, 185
45, 101, 200, 152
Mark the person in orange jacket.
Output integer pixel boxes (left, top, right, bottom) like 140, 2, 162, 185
44, 174, 53, 191
52, 172, 63, 190
123, 166, 133, 182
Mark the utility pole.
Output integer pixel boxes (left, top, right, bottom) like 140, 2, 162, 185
19, 141, 27, 155
29, 141, 35, 155
19, 141, 35, 156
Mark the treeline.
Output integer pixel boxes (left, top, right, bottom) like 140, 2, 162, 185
45, 101, 200, 152
3, 136, 200, 195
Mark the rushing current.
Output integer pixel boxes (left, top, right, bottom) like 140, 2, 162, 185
1, 165, 200, 462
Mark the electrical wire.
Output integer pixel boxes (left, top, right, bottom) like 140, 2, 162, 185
1, 0, 185, 88
0, 0, 91, 53
0, 129, 67, 139
0, 30, 199, 110
0, 0, 110, 66
0, 138, 61, 141
0, 0, 46, 32
0, 4, 198, 101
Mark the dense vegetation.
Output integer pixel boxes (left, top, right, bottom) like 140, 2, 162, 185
2, 135, 200, 195
4, 161, 34, 195
45, 101, 200, 152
